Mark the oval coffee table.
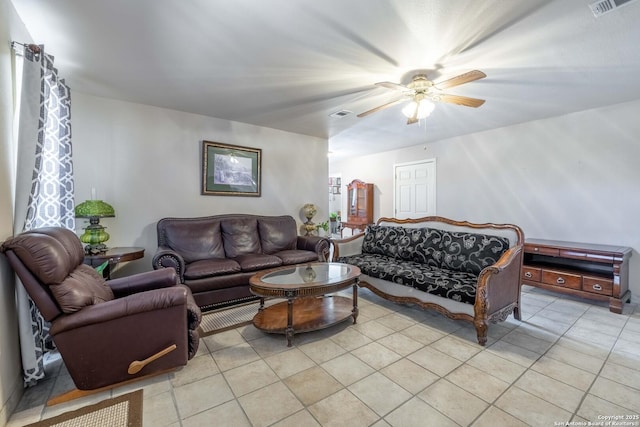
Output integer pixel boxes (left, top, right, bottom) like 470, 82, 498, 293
249, 262, 360, 346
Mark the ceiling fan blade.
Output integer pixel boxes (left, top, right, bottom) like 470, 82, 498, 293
434, 70, 486, 90
437, 94, 486, 108
357, 99, 406, 118
376, 81, 412, 92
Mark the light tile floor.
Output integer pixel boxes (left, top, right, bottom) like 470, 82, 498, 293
7, 285, 640, 427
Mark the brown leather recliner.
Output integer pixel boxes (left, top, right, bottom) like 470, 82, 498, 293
0, 227, 202, 396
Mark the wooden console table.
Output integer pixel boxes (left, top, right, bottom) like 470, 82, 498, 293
521, 239, 632, 313
340, 221, 369, 237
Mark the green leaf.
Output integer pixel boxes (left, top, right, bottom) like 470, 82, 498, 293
95, 260, 109, 274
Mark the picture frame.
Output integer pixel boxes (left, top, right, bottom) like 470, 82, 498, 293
201, 141, 261, 196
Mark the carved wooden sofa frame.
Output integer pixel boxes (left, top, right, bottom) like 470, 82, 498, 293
332, 216, 525, 345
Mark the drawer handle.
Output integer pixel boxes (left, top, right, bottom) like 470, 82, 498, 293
592, 284, 602, 291
525, 272, 532, 278
533, 247, 539, 252
556, 277, 565, 285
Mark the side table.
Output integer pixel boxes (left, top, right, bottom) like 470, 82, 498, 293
340, 221, 369, 237
84, 247, 145, 279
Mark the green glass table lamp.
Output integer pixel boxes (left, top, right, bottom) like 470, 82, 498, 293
75, 200, 115, 255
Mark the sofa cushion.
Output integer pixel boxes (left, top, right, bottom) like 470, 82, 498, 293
275, 249, 319, 265
233, 254, 282, 272
222, 218, 262, 258
440, 231, 510, 275
361, 225, 404, 258
258, 216, 297, 254
184, 258, 241, 280
396, 227, 443, 267
337, 253, 478, 305
50, 264, 115, 313
163, 220, 225, 263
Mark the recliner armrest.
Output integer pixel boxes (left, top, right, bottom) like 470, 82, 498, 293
152, 246, 186, 283
296, 236, 330, 261
109, 268, 178, 298
50, 286, 189, 335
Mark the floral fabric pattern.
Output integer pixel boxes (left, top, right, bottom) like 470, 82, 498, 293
337, 253, 478, 304
396, 227, 443, 267
340, 225, 510, 305
440, 231, 509, 275
361, 225, 403, 257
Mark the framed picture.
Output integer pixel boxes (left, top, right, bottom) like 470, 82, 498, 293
201, 141, 261, 196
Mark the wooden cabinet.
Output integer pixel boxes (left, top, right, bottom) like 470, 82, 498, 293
341, 179, 373, 236
522, 238, 632, 313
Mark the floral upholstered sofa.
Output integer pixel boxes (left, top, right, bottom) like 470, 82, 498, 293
332, 216, 524, 345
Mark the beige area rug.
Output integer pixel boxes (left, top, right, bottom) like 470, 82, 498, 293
199, 300, 279, 337
26, 390, 142, 427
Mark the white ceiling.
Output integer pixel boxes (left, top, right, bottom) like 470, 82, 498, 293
10, 0, 640, 158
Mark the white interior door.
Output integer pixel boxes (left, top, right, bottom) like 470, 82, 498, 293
394, 159, 436, 219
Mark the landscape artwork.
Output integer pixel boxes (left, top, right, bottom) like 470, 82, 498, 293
202, 141, 261, 196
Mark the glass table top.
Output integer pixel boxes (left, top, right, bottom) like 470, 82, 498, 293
259, 263, 356, 285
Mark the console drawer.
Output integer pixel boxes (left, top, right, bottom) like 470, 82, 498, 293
582, 276, 613, 296
541, 269, 582, 290
525, 244, 560, 257
522, 266, 541, 281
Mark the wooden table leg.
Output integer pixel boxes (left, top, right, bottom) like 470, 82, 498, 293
286, 298, 294, 347
352, 279, 359, 323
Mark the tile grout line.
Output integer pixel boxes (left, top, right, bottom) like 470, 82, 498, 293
569, 306, 635, 421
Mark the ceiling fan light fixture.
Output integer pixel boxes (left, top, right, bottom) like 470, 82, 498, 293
402, 99, 435, 119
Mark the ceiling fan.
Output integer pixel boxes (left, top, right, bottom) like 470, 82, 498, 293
357, 70, 487, 125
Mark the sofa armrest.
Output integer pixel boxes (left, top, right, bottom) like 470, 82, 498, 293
296, 236, 330, 261
152, 246, 186, 283
50, 286, 189, 335
475, 245, 524, 317
108, 268, 178, 298
331, 234, 365, 260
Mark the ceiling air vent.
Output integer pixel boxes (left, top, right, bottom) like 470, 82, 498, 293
329, 110, 352, 118
590, 0, 637, 17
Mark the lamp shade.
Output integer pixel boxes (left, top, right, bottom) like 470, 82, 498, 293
75, 200, 115, 218
402, 99, 435, 119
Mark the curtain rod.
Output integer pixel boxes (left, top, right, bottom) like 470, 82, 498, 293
10, 41, 41, 54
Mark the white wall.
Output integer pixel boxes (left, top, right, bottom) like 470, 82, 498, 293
330, 99, 640, 303
0, 0, 33, 424
72, 92, 329, 276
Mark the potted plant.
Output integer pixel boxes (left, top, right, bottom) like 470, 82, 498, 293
316, 221, 329, 236
329, 212, 339, 234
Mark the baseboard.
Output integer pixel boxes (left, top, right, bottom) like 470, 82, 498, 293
0, 370, 25, 426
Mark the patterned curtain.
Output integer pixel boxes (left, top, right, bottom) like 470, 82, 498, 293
13, 44, 74, 386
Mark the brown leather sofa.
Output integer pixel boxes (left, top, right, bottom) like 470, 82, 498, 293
0, 227, 201, 393
152, 214, 330, 311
